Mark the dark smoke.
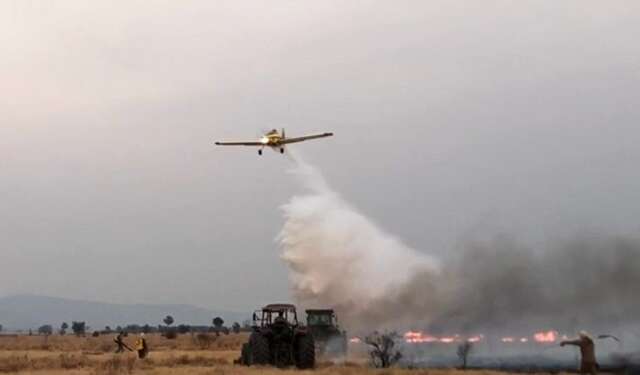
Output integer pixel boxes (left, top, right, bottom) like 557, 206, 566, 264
428, 234, 640, 333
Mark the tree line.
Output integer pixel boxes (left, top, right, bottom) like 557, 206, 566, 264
22, 315, 250, 338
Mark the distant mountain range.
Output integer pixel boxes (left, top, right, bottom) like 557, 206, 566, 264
0, 295, 248, 331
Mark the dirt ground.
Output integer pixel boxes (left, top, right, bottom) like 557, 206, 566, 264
0, 333, 573, 374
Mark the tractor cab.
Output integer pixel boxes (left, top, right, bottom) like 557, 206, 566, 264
253, 303, 299, 328
306, 309, 337, 327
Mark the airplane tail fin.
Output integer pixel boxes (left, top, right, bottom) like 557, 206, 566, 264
282, 128, 286, 139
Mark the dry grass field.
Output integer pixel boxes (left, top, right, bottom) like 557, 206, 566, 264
0, 333, 572, 375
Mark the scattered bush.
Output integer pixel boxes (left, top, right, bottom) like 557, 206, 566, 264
38, 325, 53, 336
177, 324, 191, 334
195, 333, 216, 349
71, 321, 86, 336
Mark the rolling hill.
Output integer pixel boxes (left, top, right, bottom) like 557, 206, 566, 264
0, 295, 248, 331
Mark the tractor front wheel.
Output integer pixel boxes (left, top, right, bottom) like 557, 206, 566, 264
248, 333, 270, 365
240, 343, 250, 365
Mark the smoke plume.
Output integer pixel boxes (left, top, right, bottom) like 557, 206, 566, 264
279, 155, 640, 334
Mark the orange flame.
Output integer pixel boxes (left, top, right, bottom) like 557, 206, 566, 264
404, 331, 483, 344
404, 331, 438, 343
533, 330, 558, 343
405, 331, 563, 345
467, 335, 483, 343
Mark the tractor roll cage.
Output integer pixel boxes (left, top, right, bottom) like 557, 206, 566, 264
252, 303, 298, 327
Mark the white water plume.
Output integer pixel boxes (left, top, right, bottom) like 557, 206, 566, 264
279, 152, 439, 329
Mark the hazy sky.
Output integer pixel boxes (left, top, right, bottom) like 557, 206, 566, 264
1, 1, 639, 312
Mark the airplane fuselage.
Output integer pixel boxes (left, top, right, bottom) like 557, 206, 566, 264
261, 132, 284, 147
258, 130, 286, 154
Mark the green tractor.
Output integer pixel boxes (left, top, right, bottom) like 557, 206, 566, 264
239, 304, 315, 369
306, 309, 347, 358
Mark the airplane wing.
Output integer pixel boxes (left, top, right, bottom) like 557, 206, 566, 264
215, 141, 263, 146
281, 132, 334, 144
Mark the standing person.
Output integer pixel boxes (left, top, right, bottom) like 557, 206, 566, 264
561, 331, 598, 375
114, 331, 131, 353
135, 333, 149, 359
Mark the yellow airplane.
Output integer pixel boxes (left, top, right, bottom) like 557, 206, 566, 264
215, 129, 333, 155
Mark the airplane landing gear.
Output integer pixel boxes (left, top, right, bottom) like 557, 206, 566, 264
280, 148, 285, 154
258, 149, 263, 155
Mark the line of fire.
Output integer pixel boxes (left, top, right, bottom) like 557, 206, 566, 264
349, 330, 567, 345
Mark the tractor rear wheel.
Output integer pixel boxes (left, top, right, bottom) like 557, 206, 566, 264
295, 334, 316, 369
248, 333, 270, 365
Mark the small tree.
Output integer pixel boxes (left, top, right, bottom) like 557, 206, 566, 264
232, 322, 241, 334
457, 341, 474, 369
104, 326, 112, 334
212, 317, 224, 336
213, 317, 224, 329
59, 322, 69, 335
0, 324, 3, 333
163, 315, 174, 327
364, 331, 402, 368
38, 325, 53, 336
71, 321, 86, 336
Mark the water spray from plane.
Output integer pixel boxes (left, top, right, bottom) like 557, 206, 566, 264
279, 151, 440, 331
279, 153, 640, 339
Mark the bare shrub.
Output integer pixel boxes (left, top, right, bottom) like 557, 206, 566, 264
364, 331, 402, 368
457, 341, 474, 369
